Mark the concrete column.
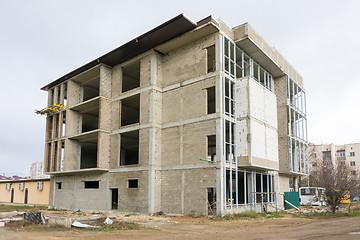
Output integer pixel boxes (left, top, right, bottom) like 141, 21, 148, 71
148, 53, 162, 214
100, 65, 112, 99
215, 33, 225, 216
111, 66, 122, 99
67, 80, 81, 107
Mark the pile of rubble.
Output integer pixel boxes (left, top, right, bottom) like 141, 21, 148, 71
0, 211, 116, 229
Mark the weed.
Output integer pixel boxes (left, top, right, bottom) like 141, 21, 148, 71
145, 227, 161, 231
0, 204, 47, 212
212, 211, 288, 221
90, 222, 139, 232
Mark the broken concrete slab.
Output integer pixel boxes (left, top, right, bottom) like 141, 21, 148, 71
47, 216, 72, 228
0, 211, 24, 219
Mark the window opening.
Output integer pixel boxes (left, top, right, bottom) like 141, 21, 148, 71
207, 45, 215, 73
207, 135, 216, 161
84, 181, 99, 189
128, 179, 138, 188
56, 182, 62, 189
207, 87, 215, 114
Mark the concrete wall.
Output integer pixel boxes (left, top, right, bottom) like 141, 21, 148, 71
50, 173, 109, 211
109, 171, 149, 213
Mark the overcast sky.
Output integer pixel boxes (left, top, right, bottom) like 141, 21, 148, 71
1, 0, 359, 176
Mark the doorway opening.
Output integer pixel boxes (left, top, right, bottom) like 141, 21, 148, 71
111, 188, 118, 210
24, 188, 28, 204
207, 187, 216, 215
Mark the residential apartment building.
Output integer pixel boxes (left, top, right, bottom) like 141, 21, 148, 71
309, 143, 360, 177
30, 161, 49, 179
39, 14, 308, 216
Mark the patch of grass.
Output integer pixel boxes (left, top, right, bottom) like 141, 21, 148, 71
145, 227, 161, 231
213, 210, 288, 221
91, 222, 139, 232
0, 204, 47, 212
5, 220, 74, 232
304, 210, 360, 218
264, 212, 288, 218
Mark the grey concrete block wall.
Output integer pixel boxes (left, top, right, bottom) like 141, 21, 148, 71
109, 171, 149, 213
51, 173, 109, 211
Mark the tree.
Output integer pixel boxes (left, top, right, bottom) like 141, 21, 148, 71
312, 156, 359, 213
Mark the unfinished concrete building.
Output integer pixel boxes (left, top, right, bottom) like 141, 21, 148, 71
40, 14, 308, 216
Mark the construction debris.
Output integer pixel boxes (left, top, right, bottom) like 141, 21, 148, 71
103, 217, 113, 225
72, 221, 98, 228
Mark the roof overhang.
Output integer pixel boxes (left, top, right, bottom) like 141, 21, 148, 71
279, 170, 308, 177
41, 14, 217, 91
235, 38, 284, 78
0, 178, 50, 183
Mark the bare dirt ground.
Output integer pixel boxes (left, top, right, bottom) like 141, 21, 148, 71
1, 215, 360, 240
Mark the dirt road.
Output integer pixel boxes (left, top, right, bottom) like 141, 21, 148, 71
1, 216, 360, 240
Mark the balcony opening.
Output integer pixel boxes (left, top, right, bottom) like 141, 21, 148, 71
207, 135, 216, 162
121, 94, 140, 127
207, 45, 215, 73
53, 142, 58, 171
63, 83, 68, 106
46, 143, 51, 172
82, 77, 100, 102
84, 181, 99, 189
80, 141, 98, 169
60, 141, 65, 171
122, 60, 140, 92
207, 87, 215, 114
61, 112, 66, 136
48, 116, 53, 140
55, 114, 59, 138
81, 113, 99, 133
120, 130, 139, 166
56, 86, 61, 104
128, 179, 138, 188
49, 88, 54, 106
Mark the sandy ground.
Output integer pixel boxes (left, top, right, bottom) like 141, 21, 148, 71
1, 215, 360, 240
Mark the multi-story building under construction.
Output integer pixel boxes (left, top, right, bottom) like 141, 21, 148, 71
40, 14, 308, 216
